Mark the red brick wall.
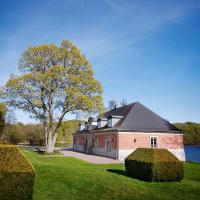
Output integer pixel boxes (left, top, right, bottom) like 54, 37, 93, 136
118, 132, 183, 150
73, 134, 86, 146
93, 131, 117, 149
111, 133, 117, 149
98, 134, 105, 148
74, 131, 118, 149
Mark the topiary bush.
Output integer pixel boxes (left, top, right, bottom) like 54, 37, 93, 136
125, 148, 184, 182
0, 140, 8, 145
0, 145, 36, 200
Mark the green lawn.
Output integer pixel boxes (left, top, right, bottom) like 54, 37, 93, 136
23, 150, 200, 200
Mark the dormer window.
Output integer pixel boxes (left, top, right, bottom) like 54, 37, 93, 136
107, 115, 123, 128
97, 118, 107, 129
79, 122, 85, 131
88, 117, 97, 131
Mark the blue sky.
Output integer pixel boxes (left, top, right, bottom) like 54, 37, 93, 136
0, 0, 200, 123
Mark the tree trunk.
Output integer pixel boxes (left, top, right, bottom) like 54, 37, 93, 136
44, 124, 48, 147
44, 109, 66, 153
46, 143, 54, 153
45, 127, 63, 153
45, 128, 54, 153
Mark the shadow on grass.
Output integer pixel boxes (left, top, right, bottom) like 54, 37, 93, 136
107, 169, 129, 177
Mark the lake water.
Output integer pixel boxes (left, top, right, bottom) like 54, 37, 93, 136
184, 145, 200, 163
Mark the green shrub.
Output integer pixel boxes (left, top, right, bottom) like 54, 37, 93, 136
125, 148, 184, 182
0, 140, 8, 145
0, 145, 36, 200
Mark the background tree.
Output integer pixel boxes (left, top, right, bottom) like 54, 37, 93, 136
120, 99, 128, 106
0, 103, 6, 137
4, 39, 104, 153
58, 120, 79, 145
174, 122, 200, 145
24, 123, 44, 146
107, 100, 117, 111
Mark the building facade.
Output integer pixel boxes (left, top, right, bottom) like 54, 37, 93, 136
73, 102, 185, 161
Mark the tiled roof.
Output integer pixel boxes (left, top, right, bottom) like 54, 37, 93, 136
101, 102, 180, 133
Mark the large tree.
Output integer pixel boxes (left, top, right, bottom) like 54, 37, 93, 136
4, 40, 104, 153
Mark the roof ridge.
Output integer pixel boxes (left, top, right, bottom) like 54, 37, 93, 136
101, 101, 136, 119
108, 102, 135, 112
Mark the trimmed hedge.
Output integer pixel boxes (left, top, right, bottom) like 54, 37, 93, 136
0, 140, 7, 145
125, 148, 184, 182
0, 145, 36, 200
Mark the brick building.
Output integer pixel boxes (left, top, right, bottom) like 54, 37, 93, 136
73, 102, 185, 161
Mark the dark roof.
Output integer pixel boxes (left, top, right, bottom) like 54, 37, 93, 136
101, 102, 180, 133
103, 103, 135, 118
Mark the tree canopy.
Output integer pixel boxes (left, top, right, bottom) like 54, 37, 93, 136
4, 39, 104, 152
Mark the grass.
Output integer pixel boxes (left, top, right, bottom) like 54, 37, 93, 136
22, 150, 200, 200
40, 151, 64, 156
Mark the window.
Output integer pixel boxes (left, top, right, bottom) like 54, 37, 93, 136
77, 137, 79, 145
108, 141, 112, 152
87, 138, 90, 147
95, 137, 99, 148
150, 137, 158, 148
106, 140, 112, 153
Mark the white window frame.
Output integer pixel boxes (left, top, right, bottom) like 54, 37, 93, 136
150, 136, 158, 148
106, 139, 112, 153
95, 137, 99, 148
77, 137, 79, 145
108, 140, 112, 152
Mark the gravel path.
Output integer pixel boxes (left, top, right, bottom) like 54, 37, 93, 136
62, 150, 123, 164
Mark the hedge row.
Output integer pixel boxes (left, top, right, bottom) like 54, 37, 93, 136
125, 148, 184, 182
0, 145, 36, 200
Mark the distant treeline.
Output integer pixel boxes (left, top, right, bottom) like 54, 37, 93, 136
1, 111, 200, 147
0, 120, 79, 146
174, 122, 200, 145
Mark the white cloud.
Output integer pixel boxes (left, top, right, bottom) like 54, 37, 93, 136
70, 0, 200, 61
